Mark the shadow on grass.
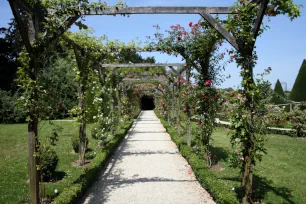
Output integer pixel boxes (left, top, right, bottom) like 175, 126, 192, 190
220, 175, 294, 203
252, 175, 294, 204
52, 171, 67, 182
42, 171, 67, 182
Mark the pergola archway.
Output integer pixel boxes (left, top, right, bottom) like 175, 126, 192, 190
140, 94, 155, 110
8, 1, 272, 203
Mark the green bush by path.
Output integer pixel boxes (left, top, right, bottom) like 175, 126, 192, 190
0, 122, 94, 203
290, 59, 306, 102
52, 118, 137, 204
155, 110, 239, 204
156, 110, 306, 203
0, 113, 138, 204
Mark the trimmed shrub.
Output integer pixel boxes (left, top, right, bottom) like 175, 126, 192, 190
40, 145, 59, 182
290, 59, 306, 102
272, 79, 286, 104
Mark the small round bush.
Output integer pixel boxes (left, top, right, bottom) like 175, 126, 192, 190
39, 145, 59, 182
71, 134, 89, 153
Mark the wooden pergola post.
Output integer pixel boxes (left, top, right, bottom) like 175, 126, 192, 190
199, 1, 270, 203
186, 67, 191, 146
72, 45, 90, 166
8, 1, 41, 203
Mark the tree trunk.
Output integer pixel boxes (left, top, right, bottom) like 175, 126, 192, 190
79, 85, 86, 166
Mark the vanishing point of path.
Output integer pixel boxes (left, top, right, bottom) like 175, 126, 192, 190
79, 111, 215, 204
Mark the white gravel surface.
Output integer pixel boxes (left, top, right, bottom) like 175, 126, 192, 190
79, 110, 215, 204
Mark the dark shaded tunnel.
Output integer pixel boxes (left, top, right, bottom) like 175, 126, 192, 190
140, 95, 155, 110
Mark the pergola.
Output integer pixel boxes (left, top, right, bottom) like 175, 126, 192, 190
8, 1, 270, 203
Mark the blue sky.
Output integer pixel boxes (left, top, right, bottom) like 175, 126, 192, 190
0, 0, 305, 90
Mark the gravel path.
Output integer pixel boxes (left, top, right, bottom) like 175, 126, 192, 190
79, 110, 215, 204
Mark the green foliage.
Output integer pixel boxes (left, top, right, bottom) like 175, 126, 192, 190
0, 89, 25, 123
48, 123, 63, 146
52, 118, 137, 204
290, 59, 306, 102
71, 134, 88, 153
266, 109, 306, 137
155, 110, 238, 204
272, 79, 286, 104
39, 51, 78, 119
39, 145, 59, 182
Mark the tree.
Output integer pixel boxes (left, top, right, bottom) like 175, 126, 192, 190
272, 79, 286, 104
0, 20, 22, 92
290, 59, 306, 102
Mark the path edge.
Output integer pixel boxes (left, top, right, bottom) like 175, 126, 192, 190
154, 110, 239, 204
52, 111, 141, 204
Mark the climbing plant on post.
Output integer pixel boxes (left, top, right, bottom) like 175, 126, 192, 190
200, 0, 300, 202
64, 31, 106, 165
7, 0, 107, 202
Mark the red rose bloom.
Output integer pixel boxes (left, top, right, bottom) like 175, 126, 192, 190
205, 80, 212, 86
189, 22, 193, 27
178, 37, 181, 41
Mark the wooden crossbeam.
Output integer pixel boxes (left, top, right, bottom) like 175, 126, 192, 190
100, 63, 186, 68
80, 6, 235, 15
8, 1, 32, 53
123, 77, 167, 81
200, 12, 239, 51
252, 0, 269, 48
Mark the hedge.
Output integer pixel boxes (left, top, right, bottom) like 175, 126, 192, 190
290, 59, 306, 102
155, 110, 239, 204
52, 112, 139, 204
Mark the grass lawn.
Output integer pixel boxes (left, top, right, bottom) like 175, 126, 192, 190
0, 121, 97, 204
171, 117, 306, 203
210, 127, 306, 203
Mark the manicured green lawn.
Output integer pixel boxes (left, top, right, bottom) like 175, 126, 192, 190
210, 127, 306, 203
173, 116, 306, 203
0, 121, 96, 204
